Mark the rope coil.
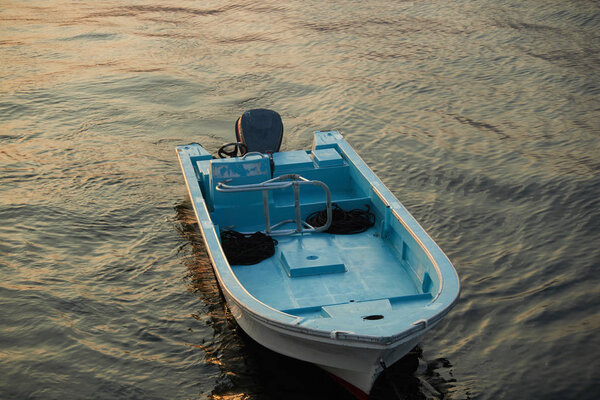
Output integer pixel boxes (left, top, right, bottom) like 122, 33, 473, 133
220, 230, 277, 265
306, 203, 375, 234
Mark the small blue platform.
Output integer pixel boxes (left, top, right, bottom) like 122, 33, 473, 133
272, 150, 313, 173
312, 148, 344, 167
280, 248, 346, 277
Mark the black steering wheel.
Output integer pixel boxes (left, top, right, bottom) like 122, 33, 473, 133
217, 142, 248, 158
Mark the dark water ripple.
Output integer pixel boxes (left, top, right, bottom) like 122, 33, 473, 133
1, 0, 599, 399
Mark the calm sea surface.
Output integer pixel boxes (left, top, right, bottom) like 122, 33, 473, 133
1, 1, 599, 399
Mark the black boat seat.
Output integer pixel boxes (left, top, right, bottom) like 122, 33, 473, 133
235, 109, 283, 154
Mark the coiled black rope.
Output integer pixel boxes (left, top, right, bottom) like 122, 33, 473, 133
220, 230, 278, 265
306, 203, 375, 234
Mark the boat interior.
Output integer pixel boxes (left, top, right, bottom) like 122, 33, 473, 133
187, 138, 440, 324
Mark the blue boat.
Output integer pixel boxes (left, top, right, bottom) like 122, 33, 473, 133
176, 110, 460, 398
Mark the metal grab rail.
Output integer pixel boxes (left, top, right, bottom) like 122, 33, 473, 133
216, 174, 332, 236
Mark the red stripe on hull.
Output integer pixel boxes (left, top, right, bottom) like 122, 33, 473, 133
328, 372, 369, 400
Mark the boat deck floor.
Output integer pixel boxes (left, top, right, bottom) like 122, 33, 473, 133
231, 227, 421, 317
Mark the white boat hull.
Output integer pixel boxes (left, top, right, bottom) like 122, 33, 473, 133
226, 289, 430, 396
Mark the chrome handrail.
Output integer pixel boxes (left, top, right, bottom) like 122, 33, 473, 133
216, 174, 332, 236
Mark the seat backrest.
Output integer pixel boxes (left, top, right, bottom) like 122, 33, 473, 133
235, 109, 283, 153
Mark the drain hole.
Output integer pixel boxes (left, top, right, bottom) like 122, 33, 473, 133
363, 315, 384, 321
306, 255, 318, 260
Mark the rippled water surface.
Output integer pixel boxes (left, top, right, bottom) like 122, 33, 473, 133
1, 1, 599, 399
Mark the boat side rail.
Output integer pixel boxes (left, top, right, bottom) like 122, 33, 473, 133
216, 174, 332, 236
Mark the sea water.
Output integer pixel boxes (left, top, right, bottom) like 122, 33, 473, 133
1, 1, 599, 399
